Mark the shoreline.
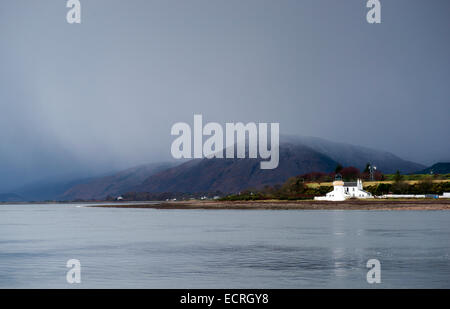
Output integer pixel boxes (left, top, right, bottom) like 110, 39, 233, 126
88, 199, 450, 210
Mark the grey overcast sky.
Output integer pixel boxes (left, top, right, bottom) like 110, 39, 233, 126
0, 0, 449, 191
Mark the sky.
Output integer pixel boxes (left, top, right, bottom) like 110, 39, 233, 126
0, 0, 449, 191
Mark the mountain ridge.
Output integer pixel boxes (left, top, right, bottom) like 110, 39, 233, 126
282, 135, 425, 173
415, 162, 450, 175
137, 142, 339, 193
60, 162, 178, 201
9, 136, 427, 201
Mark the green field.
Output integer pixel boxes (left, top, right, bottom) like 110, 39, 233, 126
306, 174, 450, 188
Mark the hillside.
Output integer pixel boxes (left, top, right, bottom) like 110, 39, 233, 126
60, 162, 177, 201
137, 143, 338, 193
283, 136, 425, 174
415, 162, 450, 175
52, 136, 426, 200
14, 177, 93, 201
0, 193, 23, 202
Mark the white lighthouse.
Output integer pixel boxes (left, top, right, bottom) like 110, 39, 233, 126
314, 174, 373, 201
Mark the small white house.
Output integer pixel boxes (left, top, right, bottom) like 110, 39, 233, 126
381, 194, 426, 199
315, 176, 373, 201
440, 193, 450, 198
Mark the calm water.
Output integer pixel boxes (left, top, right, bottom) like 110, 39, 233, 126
0, 203, 449, 288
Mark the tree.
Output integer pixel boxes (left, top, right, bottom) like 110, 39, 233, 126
391, 181, 409, 194
335, 164, 343, 174
417, 177, 433, 194
393, 170, 403, 183
282, 177, 306, 195
374, 171, 384, 181
391, 170, 408, 193
374, 183, 391, 195
340, 166, 361, 181
364, 162, 371, 173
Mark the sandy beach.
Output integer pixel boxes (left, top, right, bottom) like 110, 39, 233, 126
89, 199, 450, 210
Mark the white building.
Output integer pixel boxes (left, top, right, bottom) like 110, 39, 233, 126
315, 176, 373, 201
380, 194, 426, 199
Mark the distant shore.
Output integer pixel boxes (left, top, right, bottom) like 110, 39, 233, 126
88, 199, 450, 210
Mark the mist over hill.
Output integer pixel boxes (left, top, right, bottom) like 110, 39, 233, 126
60, 162, 177, 201
51, 136, 426, 200
0, 193, 23, 202
136, 143, 338, 194
283, 136, 425, 174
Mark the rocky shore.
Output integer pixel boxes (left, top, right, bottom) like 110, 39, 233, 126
89, 199, 450, 210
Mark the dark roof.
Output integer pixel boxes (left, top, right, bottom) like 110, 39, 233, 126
344, 182, 357, 187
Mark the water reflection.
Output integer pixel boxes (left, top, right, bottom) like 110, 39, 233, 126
0, 204, 449, 288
